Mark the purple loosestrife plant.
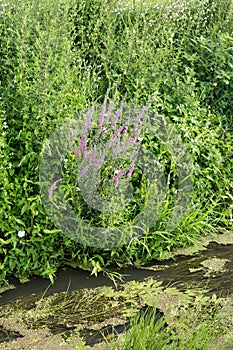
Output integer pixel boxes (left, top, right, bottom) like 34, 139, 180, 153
105, 103, 114, 124
74, 99, 146, 195
127, 162, 135, 179
85, 107, 94, 130
71, 107, 94, 158
132, 105, 146, 133
77, 165, 89, 181
80, 126, 87, 152
123, 122, 129, 138
110, 100, 124, 130
106, 124, 125, 149
48, 179, 61, 200
114, 138, 121, 155
114, 169, 127, 185
47, 99, 148, 226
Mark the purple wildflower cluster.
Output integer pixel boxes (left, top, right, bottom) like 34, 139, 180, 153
48, 98, 146, 200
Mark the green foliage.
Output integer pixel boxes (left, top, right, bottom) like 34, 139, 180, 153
0, 0, 232, 283
110, 306, 221, 350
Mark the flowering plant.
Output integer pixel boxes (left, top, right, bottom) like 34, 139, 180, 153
54, 95, 148, 230
40, 92, 193, 248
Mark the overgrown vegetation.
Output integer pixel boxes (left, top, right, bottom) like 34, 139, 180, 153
0, 0, 232, 284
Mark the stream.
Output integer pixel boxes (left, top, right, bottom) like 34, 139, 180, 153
1, 241, 233, 305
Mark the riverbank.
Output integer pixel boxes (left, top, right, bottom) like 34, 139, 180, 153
1, 232, 233, 349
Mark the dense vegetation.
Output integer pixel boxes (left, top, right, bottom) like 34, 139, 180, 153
0, 0, 232, 284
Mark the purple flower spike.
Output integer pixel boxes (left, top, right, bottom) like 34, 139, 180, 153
106, 124, 124, 149
133, 127, 142, 142
132, 105, 146, 133
81, 124, 86, 137
114, 139, 120, 155
80, 138, 86, 151
48, 179, 60, 200
71, 123, 88, 159
123, 136, 134, 152
114, 169, 126, 185
85, 107, 94, 130
105, 103, 114, 124
73, 148, 81, 157
114, 124, 125, 138
80, 123, 87, 146
98, 102, 106, 134
123, 122, 129, 139
78, 165, 89, 181
83, 150, 89, 158
110, 101, 123, 129
127, 162, 135, 178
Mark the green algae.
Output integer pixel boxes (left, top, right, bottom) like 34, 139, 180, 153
162, 231, 233, 259
0, 277, 231, 349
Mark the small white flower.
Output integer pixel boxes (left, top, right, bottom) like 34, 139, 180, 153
18, 230, 25, 238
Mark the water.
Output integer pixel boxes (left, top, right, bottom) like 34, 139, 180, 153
1, 242, 233, 305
